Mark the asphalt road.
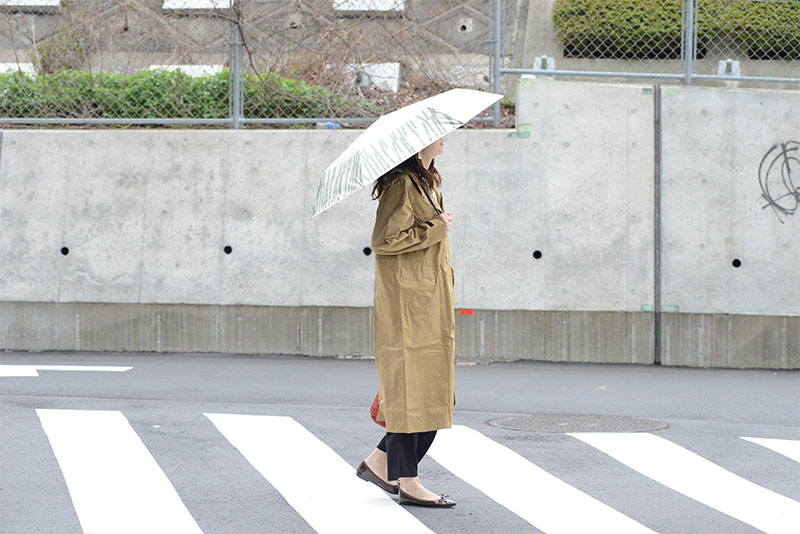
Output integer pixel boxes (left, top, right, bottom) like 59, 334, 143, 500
1, 351, 799, 534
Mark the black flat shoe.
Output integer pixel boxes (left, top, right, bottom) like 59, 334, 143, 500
356, 461, 399, 494
398, 489, 456, 507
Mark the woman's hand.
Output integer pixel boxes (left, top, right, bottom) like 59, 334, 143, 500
436, 212, 453, 232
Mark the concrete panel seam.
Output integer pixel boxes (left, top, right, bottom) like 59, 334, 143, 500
136, 143, 150, 304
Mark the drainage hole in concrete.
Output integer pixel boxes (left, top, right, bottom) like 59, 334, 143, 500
363, 247, 372, 256
61, 247, 69, 256
224, 246, 232, 254
532, 250, 542, 259
732, 258, 742, 268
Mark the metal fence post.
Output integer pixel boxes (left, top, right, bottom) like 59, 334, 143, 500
682, 0, 696, 85
229, 1, 243, 129
491, 0, 503, 126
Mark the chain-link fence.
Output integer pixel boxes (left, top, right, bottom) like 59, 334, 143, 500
554, 0, 684, 62
1, 0, 233, 123
503, 0, 799, 86
1, 0, 797, 127
693, 0, 799, 81
0, 0, 503, 126
236, 1, 496, 123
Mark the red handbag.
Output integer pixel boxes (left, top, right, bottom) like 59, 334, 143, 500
370, 391, 386, 428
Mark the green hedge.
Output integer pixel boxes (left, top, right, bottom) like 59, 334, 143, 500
724, 1, 800, 60
0, 68, 381, 120
553, 0, 800, 60
553, 0, 683, 59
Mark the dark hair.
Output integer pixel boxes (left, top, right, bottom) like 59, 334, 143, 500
371, 153, 441, 200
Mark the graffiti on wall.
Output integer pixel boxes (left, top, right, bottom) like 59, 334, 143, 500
759, 141, 799, 223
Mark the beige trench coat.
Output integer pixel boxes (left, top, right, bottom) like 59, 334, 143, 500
372, 169, 455, 434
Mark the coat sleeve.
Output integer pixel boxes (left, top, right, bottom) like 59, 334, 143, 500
372, 174, 447, 256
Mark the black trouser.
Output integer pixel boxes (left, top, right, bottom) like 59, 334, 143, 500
376, 431, 437, 481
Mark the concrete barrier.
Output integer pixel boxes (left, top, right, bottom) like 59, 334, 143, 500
1, 79, 797, 367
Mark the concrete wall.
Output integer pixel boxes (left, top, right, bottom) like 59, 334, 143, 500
658, 85, 800, 367
0, 130, 374, 307
0, 116, 653, 312
1, 79, 798, 367
511, 80, 655, 312
660, 86, 799, 317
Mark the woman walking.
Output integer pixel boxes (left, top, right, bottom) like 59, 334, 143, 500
356, 137, 457, 508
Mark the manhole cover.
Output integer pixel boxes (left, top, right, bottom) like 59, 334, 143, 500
488, 414, 668, 433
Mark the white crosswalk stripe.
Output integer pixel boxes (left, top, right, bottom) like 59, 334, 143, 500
741, 436, 800, 464
205, 413, 434, 534
36, 409, 203, 534
427, 424, 657, 533
27, 409, 800, 534
1, 364, 132, 377
570, 432, 800, 534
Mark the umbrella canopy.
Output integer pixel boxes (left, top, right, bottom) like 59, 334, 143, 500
312, 88, 502, 218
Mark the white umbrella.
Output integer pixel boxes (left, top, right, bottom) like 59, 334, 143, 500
312, 88, 502, 217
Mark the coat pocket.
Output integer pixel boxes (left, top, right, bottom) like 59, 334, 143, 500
399, 255, 438, 314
